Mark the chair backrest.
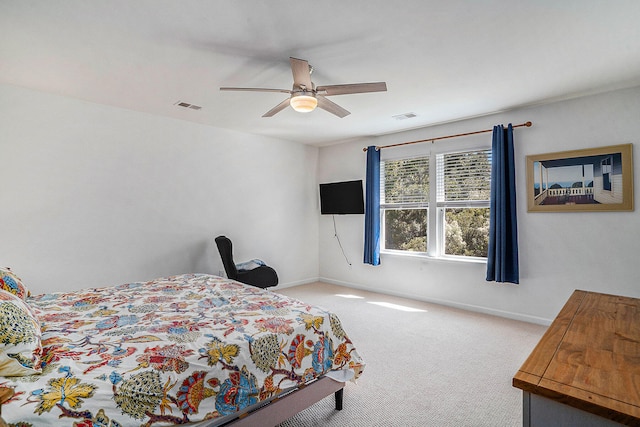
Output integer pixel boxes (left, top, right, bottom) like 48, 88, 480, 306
215, 235, 238, 280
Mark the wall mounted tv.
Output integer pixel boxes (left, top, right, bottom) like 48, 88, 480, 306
319, 180, 365, 215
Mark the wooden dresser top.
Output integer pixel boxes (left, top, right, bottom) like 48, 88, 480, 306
513, 290, 640, 425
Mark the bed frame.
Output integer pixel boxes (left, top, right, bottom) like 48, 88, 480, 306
218, 377, 345, 426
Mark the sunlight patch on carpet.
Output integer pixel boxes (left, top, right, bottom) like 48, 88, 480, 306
367, 301, 427, 312
334, 294, 365, 299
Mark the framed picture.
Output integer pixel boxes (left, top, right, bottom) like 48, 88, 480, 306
526, 144, 633, 212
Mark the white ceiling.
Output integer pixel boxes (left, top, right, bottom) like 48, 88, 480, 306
2, 1, 640, 146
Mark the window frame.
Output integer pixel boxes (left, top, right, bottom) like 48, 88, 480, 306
379, 144, 491, 263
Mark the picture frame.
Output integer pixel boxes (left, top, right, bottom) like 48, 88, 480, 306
526, 144, 633, 212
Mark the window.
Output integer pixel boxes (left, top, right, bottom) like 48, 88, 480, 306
381, 156, 429, 253
380, 148, 491, 260
436, 150, 491, 258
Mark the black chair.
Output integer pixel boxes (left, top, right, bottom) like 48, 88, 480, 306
214, 235, 278, 289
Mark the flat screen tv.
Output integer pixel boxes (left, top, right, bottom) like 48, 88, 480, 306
319, 180, 365, 215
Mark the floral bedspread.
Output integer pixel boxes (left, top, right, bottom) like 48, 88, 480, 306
1, 274, 364, 426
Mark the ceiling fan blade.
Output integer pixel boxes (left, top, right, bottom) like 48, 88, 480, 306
290, 57, 313, 91
317, 96, 350, 118
316, 82, 387, 96
220, 87, 291, 94
262, 98, 291, 117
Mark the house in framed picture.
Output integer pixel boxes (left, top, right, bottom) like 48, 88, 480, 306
527, 144, 633, 212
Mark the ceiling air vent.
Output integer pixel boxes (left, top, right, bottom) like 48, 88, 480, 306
392, 112, 417, 121
175, 101, 202, 110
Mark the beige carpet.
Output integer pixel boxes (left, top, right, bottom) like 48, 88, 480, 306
275, 282, 546, 427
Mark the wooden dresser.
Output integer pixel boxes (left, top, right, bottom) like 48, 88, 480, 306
513, 290, 640, 426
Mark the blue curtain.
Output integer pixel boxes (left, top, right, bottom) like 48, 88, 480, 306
364, 146, 381, 265
486, 124, 519, 283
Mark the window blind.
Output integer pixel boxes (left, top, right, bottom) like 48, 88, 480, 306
437, 150, 492, 202
381, 156, 430, 204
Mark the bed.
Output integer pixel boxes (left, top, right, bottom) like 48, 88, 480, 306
0, 270, 365, 426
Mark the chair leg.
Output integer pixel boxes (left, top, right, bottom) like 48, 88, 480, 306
334, 388, 343, 410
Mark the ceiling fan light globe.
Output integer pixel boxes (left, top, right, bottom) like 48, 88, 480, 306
290, 95, 318, 113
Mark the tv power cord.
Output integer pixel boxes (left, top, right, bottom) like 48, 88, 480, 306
333, 215, 352, 266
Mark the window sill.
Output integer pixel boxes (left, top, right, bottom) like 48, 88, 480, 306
380, 250, 487, 265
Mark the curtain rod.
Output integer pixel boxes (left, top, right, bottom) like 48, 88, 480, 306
363, 121, 532, 152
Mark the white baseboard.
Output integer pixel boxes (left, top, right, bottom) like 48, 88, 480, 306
318, 277, 552, 326
274, 277, 321, 290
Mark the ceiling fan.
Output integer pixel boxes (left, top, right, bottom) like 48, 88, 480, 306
220, 57, 387, 118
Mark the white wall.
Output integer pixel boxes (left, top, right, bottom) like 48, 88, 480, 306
4, 82, 639, 324
0, 83, 320, 294
318, 86, 640, 324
